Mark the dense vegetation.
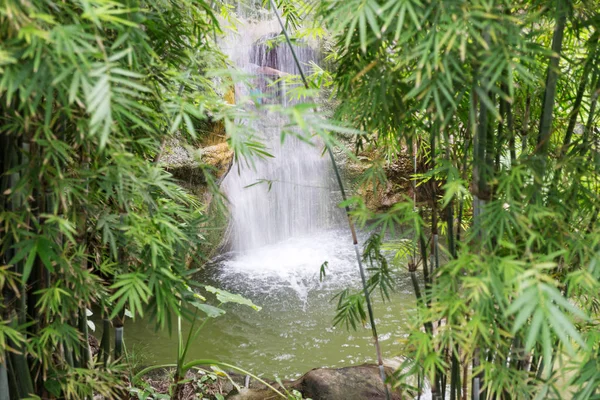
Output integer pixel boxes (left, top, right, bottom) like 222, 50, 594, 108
0, 0, 244, 398
1, 0, 600, 399
315, 0, 600, 399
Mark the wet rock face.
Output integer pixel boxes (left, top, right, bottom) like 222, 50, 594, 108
200, 142, 234, 179
226, 364, 402, 400
343, 147, 438, 212
163, 140, 233, 186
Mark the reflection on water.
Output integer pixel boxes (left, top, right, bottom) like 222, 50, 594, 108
116, 229, 417, 379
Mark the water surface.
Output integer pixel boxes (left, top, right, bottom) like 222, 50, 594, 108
120, 229, 417, 379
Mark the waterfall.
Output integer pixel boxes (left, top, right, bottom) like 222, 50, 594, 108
219, 15, 339, 253
167, 6, 416, 382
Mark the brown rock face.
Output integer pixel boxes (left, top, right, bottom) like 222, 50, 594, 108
226, 364, 402, 400
201, 142, 234, 179
163, 140, 233, 186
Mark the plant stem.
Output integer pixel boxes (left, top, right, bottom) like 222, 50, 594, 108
582, 70, 600, 149
0, 358, 9, 400
78, 310, 91, 368
100, 318, 111, 367
563, 33, 598, 152
535, 0, 567, 180
8, 314, 33, 398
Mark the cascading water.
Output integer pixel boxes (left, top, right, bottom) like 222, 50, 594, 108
219, 20, 336, 254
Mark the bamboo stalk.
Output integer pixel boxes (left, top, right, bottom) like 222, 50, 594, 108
450, 351, 461, 400
78, 311, 91, 368
535, 0, 567, 180
472, 63, 491, 400
8, 314, 34, 398
521, 92, 531, 154
3, 136, 35, 398
17, 141, 28, 328
100, 318, 111, 367
114, 316, 124, 361
507, 99, 516, 163
64, 341, 75, 368
419, 210, 431, 296
429, 123, 445, 400
495, 89, 506, 170
445, 133, 460, 400
561, 34, 598, 153
0, 358, 9, 400
410, 142, 434, 339
268, 3, 390, 399
582, 70, 600, 150
114, 214, 126, 361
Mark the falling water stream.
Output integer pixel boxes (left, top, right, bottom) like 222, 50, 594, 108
113, 10, 418, 381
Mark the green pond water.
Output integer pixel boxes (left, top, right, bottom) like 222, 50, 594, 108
106, 230, 418, 380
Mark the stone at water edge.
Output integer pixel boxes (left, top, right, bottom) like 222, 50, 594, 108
226, 364, 402, 400
295, 364, 402, 400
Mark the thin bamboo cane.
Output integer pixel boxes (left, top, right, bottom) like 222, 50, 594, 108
64, 341, 74, 368
268, 3, 390, 399
535, 0, 568, 181
0, 359, 9, 400
444, 132, 460, 400
114, 317, 124, 361
521, 92, 531, 154
100, 319, 111, 367
8, 314, 34, 398
472, 67, 489, 400
562, 33, 599, 153
410, 143, 433, 340
583, 70, 600, 145
507, 99, 516, 163
3, 136, 35, 398
79, 311, 91, 368
495, 88, 506, 171
428, 123, 444, 400
114, 215, 126, 361
71, 316, 81, 368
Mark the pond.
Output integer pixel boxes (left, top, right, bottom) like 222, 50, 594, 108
114, 229, 418, 379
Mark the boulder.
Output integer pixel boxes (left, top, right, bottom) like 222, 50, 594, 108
163, 140, 233, 186
293, 364, 402, 400
226, 364, 402, 400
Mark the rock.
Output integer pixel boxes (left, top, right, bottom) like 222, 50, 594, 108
343, 147, 438, 211
163, 140, 233, 186
201, 142, 234, 179
226, 364, 402, 400
294, 364, 401, 400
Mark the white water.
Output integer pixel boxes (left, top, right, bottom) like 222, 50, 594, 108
219, 16, 341, 254
219, 230, 362, 304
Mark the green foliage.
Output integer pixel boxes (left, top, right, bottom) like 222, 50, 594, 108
332, 289, 367, 330
0, 0, 269, 398
319, 261, 329, 282
363, 234, 394, 301
317, 0, 600, 398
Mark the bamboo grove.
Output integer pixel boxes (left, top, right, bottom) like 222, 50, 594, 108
0, 0, 254, 398
316, 0, 600, 399
2, 0, 600, 399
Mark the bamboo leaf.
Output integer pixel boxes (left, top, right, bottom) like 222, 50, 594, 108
204, 286, 261, 311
